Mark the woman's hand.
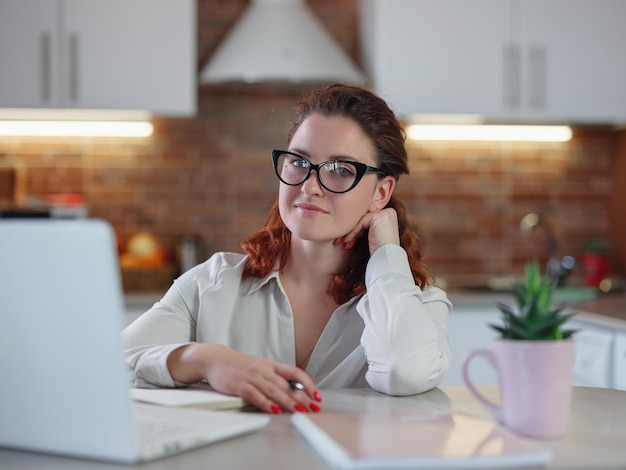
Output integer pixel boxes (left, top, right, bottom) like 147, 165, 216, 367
336, 207, 400, 254
167, 343, 322, 414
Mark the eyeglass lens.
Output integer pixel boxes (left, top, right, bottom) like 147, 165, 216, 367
275, 152, 360, 193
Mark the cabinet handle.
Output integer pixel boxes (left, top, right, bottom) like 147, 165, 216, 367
504, 44, 521, 110
40, 33, 51, 103
68, 34, 79, 103
527, 45, 547, 110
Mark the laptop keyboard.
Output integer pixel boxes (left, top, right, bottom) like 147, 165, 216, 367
132, 403, 269, 459
135, 403, 221, 445
136, 417, 200, 445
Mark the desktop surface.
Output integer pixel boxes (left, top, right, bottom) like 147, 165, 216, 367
0, 386, 625, 470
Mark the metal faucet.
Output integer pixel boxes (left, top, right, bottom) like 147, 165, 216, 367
520, 213, 576, 286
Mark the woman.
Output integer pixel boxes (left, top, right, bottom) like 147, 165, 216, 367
123, 84, 452, 415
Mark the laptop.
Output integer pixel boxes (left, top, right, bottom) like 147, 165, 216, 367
0, 218, 270, 463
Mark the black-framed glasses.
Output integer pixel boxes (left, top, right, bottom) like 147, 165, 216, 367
271, 150, 386, 194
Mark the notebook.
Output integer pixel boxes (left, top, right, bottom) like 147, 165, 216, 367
0, 218, 270, 464
292, 411, 552, 469
130, 384, 248, 411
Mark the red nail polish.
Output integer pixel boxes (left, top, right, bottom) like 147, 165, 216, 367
309, 403, 321, 413
294, 404, 307, 413
270, 405, 282, 414
313, 391, 322, 402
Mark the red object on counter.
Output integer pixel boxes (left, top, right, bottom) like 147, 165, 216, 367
580, 253, 611, 287
45, 193, 85, 206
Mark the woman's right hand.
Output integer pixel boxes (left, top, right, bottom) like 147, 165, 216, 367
166, 343, 322, 414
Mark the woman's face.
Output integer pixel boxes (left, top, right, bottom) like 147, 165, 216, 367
278, 113, 392, 245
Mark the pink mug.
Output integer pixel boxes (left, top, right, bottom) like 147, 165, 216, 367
462, 339, 575, 439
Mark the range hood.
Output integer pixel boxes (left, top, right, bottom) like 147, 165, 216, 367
200, 0, 365, 85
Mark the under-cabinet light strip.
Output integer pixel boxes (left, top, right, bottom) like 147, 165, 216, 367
407, 125, 573, 142
0, 120, 153, 137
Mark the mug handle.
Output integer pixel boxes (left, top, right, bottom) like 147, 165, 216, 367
461, 349, 502, 422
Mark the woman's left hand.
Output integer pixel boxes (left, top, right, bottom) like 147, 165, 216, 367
335, 207, 400, 254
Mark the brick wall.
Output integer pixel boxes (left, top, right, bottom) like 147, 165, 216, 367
403, 129, 616, 286
0, 0, 620, 290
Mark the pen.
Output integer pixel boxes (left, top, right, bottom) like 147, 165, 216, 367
288, 380, 305, 391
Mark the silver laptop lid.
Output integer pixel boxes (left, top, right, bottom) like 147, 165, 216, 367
0, 219, 138, 461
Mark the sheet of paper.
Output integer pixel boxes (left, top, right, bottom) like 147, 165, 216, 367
130, 387, 246, 411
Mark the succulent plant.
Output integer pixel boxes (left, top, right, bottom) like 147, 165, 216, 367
490, 260, 577, 340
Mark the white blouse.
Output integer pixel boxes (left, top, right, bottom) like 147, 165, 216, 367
122, 244, 452, 396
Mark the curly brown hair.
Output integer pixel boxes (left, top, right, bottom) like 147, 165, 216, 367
241, 84, 432, 304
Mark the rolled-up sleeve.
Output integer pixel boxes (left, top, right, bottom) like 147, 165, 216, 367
357, 245, 452, 396
122, 275, 199, 388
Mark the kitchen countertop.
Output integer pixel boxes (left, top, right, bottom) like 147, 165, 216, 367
125, 289, 626, 327
125, 291, 163, 307
568, 293, 626, 326
448, 288, 626, 329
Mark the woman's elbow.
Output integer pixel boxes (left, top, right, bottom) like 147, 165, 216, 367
366, 344, 450, 396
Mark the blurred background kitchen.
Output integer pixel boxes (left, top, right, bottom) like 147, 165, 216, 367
1, 0, 625, 295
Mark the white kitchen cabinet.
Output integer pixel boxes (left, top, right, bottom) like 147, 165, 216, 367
0, 0, 195, 115
570, 319, 614, 388
360, 0, 510, 119
519, 0, 626, 122
613, 332, 626, 391
360, 0, 626, 123
445, 297, 626, 389
0, 1, 57, 109
441, 302, 501, 386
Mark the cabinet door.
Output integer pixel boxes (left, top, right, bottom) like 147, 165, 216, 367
0, 0, 61, 108
519, 0, 626, 122
64, 0, 195, 115
571, 320, 614, 388
614, 332, 626, 391
361, 0, 513, 119
440, 305, 500, 386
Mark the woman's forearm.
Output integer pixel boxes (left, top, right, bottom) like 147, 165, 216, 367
166, 342, 223, 385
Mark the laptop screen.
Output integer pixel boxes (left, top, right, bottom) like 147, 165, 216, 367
0, 219, 137, 457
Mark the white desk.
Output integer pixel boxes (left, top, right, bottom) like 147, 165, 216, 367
1, 386, 625, 469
